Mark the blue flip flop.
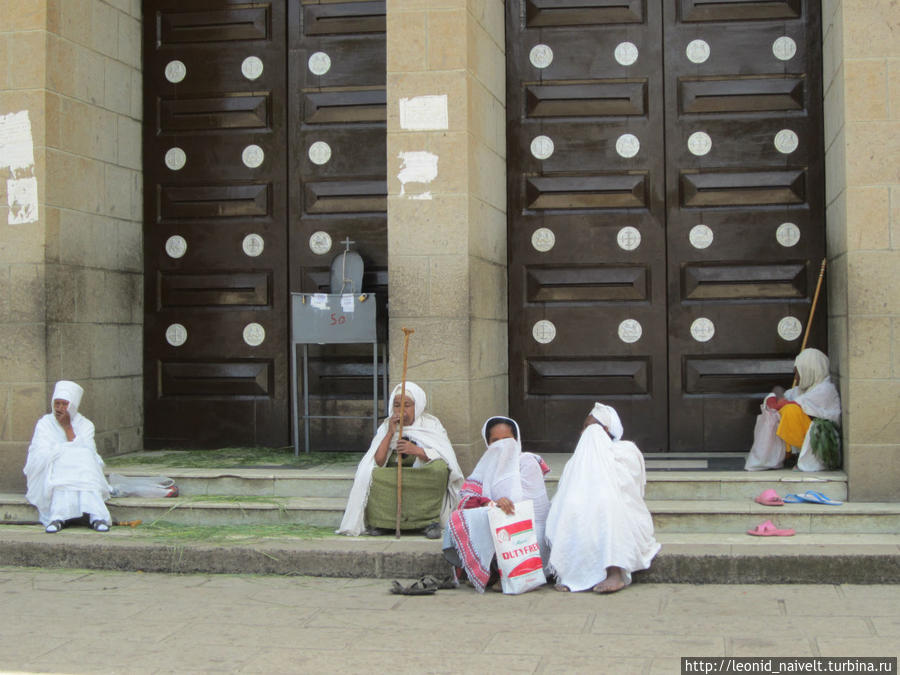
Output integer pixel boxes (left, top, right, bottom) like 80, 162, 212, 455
802, 490, 842, 505
782, 494, 807, 503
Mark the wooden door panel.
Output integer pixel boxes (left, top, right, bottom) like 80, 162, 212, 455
144, 1, 289, 447
664, 0, 825, 451
508, 1, 667, 453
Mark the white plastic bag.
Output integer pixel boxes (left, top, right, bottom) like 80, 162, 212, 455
488, 499, 547, 594
108, 473, 177, 498
744, 398, 785, 471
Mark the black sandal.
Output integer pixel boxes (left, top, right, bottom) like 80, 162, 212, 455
45, 520, 64, 533
390, 576, 438, 595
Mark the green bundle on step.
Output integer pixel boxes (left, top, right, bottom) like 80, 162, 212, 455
809, 418, 841, 470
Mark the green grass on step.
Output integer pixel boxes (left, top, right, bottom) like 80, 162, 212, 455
105, 447, 363, 469
130, 520, 335, 543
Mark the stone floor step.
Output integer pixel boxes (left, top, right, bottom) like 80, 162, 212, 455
4, 493, 893, 534
0, 526, 897, 584
105, 464, 848, 502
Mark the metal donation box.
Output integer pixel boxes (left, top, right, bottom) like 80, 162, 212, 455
290, 243, 387, 454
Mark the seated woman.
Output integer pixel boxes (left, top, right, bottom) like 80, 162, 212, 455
545, 403, 660, 594
745, 348, 842, 472
337, 382, 463, 538
24, 380, 112, 533
442, 416, 551, 592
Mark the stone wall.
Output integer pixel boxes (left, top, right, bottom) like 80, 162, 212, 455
0, 0, 142, 491
386, 0, 507, 473
823, 0, 900, 500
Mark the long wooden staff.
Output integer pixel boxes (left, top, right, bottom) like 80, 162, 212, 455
793, 258, 827, 387
395, 327, 415, 538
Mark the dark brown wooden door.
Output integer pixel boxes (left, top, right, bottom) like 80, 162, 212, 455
507, 0, 825, 452
507, 1, 669, 453
664, 0, 825, 451
144, 1, 386, 448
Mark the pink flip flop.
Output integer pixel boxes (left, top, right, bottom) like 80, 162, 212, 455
754, 489, 784, 506
747, 520, 795, 537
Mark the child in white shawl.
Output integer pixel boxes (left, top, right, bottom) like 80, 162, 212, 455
23, 381, 112, 533
337, 382, 463, 537
545, 403, 660, 594
745, 348, 841, 472
442, 417, 551, 592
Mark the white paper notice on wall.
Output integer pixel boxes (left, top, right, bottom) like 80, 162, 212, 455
1, 111, 39, 225
341, 293, 355, 313
399, 95, 449, 131
311, 293, 328, 310
397, 151, 438, 198
0, 111, 35, 171
7, 177, 39, 224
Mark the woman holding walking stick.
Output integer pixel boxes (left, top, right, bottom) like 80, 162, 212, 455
337, 381, 464, 538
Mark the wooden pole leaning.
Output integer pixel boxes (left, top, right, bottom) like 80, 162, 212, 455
395, 327, 415, 538
793, 258, 827, 387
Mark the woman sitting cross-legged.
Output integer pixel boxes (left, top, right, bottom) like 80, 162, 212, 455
442, 416, 551, 592
545, 403, 661, 594
337, 382, 464, 538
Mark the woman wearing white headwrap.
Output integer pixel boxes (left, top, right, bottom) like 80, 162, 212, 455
337, 382, 463, 537
545, 403, 660, 593
23, 381, 112, 533
745, 348, 842, 472
442, 417, 551, 592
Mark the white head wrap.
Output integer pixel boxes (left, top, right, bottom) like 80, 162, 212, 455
388, 381, 426, 422
590, 402, 623, 441
793, 348, 830, 393
51, 380, 84, 417
480, 416, 521, 447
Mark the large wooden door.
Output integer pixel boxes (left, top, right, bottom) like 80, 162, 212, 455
144, 1, 386, 448
664, 0, 825, 451
507, 0, 825, 452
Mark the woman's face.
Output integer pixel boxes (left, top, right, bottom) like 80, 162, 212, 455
487, 422, 515, 445
392, 394, 416, 425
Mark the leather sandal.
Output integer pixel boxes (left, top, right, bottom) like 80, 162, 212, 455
91, 520, 110, 532
45, 520, 64, 533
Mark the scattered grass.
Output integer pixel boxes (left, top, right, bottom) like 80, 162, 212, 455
129, 521, 335, 544
105, 447, 363, 469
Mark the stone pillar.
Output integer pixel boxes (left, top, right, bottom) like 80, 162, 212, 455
386, 0, 507, 472
0, 0, 143, 491
824, 0, 900, 500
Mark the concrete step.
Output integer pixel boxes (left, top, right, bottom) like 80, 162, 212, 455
104, 465, 848, 502
3, 493, 892, 534
0, 525, 897, 584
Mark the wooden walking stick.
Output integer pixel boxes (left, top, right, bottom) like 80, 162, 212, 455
395, 327, 415, 538
793, 258, 827, 387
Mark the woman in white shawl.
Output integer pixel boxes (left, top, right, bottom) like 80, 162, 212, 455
337, 382, 463, 537
745, 348, 842, 472
23, 381, 112, 533
442, 416, 551, 592
545, 403, 660, 594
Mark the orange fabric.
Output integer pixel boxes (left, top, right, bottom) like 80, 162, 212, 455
776, 403, 811, 452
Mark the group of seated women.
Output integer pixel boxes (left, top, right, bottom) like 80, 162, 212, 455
337, 382, 661, 594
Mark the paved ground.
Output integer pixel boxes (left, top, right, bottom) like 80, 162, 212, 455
1, 567, 898, 674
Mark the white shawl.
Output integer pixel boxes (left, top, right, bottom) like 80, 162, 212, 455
337, 382, 463, 536
23, 381, 110, 526
546, 415, 660, 591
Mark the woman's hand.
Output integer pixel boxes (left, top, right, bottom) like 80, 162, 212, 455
494, 497, 515, 515
396, 439, 426, 460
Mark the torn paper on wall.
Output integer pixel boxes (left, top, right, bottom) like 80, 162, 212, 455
399, 95, 449, 131
7, 177, 39, 224
0, 110, 39, 224
397, 151, 438, 199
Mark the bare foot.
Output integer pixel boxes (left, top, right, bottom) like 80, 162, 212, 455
554, 583, 571, 592
593, 567, 627, 594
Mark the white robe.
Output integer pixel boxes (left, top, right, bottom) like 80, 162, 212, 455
545, 424, 660, 591
744, 377, 841, 472
337, 413, 463, 536
24, 413, 111, 526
